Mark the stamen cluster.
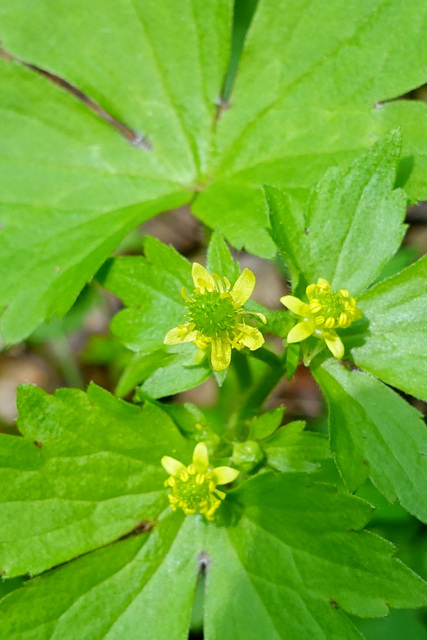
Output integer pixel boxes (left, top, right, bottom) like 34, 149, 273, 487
161, 442, 239, 521
164, 263, 266, 370
306, 279, 360, 330
165, 464, 222, 520
185, 287, 237, 339
281, 278, 362, 359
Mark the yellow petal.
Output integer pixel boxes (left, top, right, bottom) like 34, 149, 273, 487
287, 320, 315, 343
192, 263, 216, 292
235, 324, 264, 351
354, 308, 363, 321
194, 335, 209, 349
280, 295, 311, 317
161, 455, 186, 475
211, 337, 232, 371
164, 324, 198, 345
230, 268, 256, 308
306, 283, 317, 299
194, 347, 206, 364
324, 332, 345, 359
317, 278, 330, 289
192, 442, 209, 473
213, 466, 239, 485
255, 311, 267, 324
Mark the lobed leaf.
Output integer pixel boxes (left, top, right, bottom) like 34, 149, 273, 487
0, 58, 191, 344
0, 383, 190, 576
314, 360, 427, 523
266, 132, 407, 295
206, 230, 241, 283
0, 512, 201, 640
1, 2, 427, 337
352, 254, 427, 401
204, 473, 427, 639
1, 473, 426, 638
96, 237, 192, 353
0, 0, 232, 342
262, 421, 330, 473
194, 0, 427, 257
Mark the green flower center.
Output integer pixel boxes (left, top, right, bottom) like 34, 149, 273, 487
316, 291, 348, 320
187, 290, 237, 337
173, 474, 212, 509
308, 285, 361, 330
166, 466, 223, 519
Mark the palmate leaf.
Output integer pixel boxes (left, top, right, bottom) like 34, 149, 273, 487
98, 232, 276, 395
1, 0, 427, 341
0, 0, 232, 344
193, 0, 427, 256
267, 132, 407, 296
314, 360, 427, 523
0, 382, 191, 577
0, 512, 202, 640
267, 138, 427, 402
97, 237, 215, 397
262, 420, 330, 473
1, 474, 426, 639
205, 474, 427, 639
97, 236, 192, 353
354, 254, 427, 401
0, 57, 192, 345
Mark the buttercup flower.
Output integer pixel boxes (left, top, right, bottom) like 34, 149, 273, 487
161, 442, 239, 521
281, 278, 363, 359
164, 263, 266, 371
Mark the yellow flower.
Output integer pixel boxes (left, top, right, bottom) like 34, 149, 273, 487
280, 278, 363, 359
161, 442, 239, 521
164, 263, 266, 371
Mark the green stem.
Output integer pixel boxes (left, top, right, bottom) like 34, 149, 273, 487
49, 334, 85, 389
229, 349, 286, 435
236, 362, 285, 423
232, 350, 253, 392
249, 346, 283, 370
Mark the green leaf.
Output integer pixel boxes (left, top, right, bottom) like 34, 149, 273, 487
0, 0, 232, 177
204, 473, 427, 639
2, 2, 427, 340
0, 56, 191, 345
135, 346, 211, 400
356, 609, 427, 640
373, 246, 419, 285
352, 254, 427, 401
266, 132, 407, 295
194, 0, 427, 257
0, 383, 190, 576
206, 230, 240, 282
250, 406, 285, 440
2, 473, 426, 639
0, 0, 232, 342
97, 238, 192, 353
116, 350, 173, 398
0, 512, 202, 640
285, 342, 300, 379
262, 421, 330, 473
314, 360, 427, 523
